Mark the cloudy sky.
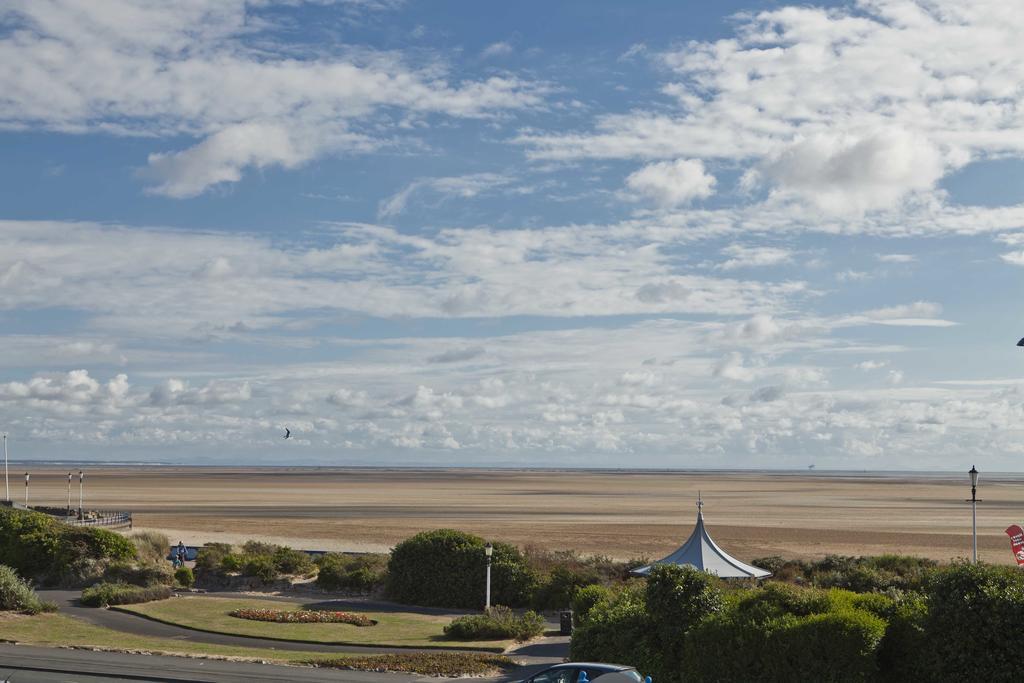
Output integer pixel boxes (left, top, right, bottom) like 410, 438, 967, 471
2, 0, 1024, 469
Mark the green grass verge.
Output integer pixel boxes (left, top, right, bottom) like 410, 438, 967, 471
0, 612, 334, 663
118, 597, 511, 651
0, 613, 524, 676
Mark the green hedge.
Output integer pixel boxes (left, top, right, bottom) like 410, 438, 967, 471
681, 585, 887, 683
443, 605, 545, 641
315, 553, 387, 592
913, 562, 1024, 682
80, 582, 172, 607
0, 507, 136, 586
386, 529, 536, 608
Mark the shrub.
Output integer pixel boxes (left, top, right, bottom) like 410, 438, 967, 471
756, 554, 936, 593
531, 565, 601, 611
571, 584, 613, 625
644, 564, 724, 683
80, 582, 172, 607
174, 566, 195, 588
242, 555, 280, 583
443, 605, 545, 641
570, 581, 655, 675
386, 529, 535, 608
913, 562, 1024, 681
219, 553, 243, 572
272, 546, 316, 576
130, 531, 170, 566
876, 593, 927, 683
0, 507, 136, 586
241, 540, 278, 556
316, 553, 387, 593
0, 564, 45, 614
194, 543, 233, 572
763, 609, 886, 682
102, 561, 173, 587
683, 590, 886, 683
230, 608, 374, 626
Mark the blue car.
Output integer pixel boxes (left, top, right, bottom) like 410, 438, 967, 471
518, 663, 643, 683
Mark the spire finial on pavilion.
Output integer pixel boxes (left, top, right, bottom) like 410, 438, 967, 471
697, 491, 703, 513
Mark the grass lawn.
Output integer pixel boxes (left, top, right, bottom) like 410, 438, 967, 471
0, 612, 334, 663
118, 597, 512, 651
0, 612, 519, 676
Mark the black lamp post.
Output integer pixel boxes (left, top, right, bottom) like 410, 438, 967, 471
969, 466, 979, 564
484, 542, 493, 611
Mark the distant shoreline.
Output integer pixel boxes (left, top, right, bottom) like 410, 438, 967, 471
7, 462, 1024, 481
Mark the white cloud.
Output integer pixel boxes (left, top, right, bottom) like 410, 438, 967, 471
718, 244, 793, 270
0, 1, 549, 196
751, 128, 946, 214
519, 0, 1024, 215
624, 159, 716, 208
481, 41, 514, 59
378, 174, 513, 218
855, 360, 888, 371
877, 253, 916, 263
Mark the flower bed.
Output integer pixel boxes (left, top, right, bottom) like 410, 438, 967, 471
228, 608, 375, 626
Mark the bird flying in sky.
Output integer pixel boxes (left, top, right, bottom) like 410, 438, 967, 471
1018, 338, 1024, 347
283, 428, 291, 439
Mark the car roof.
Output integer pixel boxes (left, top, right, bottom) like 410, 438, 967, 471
548, 663, 633, 671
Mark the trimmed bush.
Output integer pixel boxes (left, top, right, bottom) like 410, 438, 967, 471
683, 590, 886, 683
913, 562, 1024, 682
386, 529, 536, 608
174, 566, 195, 588
316, 553, 387, 593
443, 605, 545, 641
102, 560, 173, 587
80, 582, 171, 607
0, 564, 45, 614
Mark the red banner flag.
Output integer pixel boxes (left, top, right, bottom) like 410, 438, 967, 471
1006, 525, 1024, 566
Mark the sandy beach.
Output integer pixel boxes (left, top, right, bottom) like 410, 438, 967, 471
15, 467, 1024, 565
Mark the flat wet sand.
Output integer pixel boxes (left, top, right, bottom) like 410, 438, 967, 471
16, 467, 1024, 564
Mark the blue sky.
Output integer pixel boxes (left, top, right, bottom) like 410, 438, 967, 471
2, 0, 1024, 469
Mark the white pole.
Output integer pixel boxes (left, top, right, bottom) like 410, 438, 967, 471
3, 434, 8, 502
972, 493, 978, 564
78, 470, 84, 518
24, 472, 28, 507
67, 472, 72, 514
485, 558, 492, 610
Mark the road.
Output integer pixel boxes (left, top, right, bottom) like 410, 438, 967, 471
0, 643, 546, 682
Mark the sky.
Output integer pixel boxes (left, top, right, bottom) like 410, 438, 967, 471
2, 0, 1024, 469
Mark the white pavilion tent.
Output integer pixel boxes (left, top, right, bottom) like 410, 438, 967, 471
632, 497, 771, 579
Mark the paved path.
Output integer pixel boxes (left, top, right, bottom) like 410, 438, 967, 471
38, 590, 567, 666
